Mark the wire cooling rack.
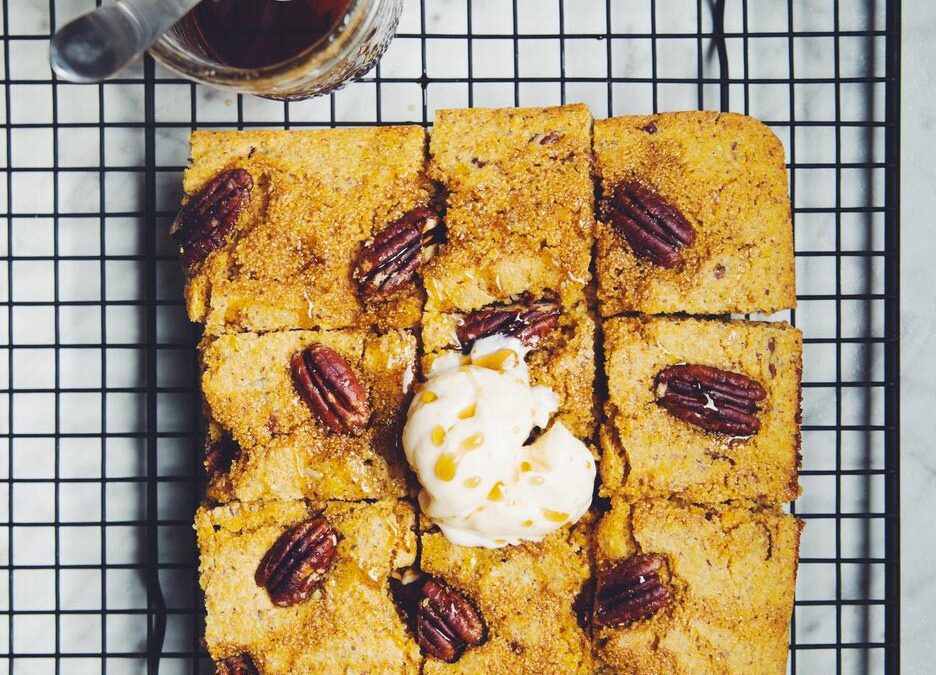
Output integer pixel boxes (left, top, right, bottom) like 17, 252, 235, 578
0, 0, 899, 673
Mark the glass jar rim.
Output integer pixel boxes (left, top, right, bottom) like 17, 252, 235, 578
149, 0, 377, 91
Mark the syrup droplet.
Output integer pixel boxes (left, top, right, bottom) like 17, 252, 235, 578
542, 509, 568, 523
520, 461, 532, 472
434, 454, 456, 481
474, 348, 518, 371
461, 432, 484, 450
463, 476, 481, 488
522, 519, 534, 527
431, 426, 446, 447
487, 481, 505, 501
421, 390, 438, 404
458, 403, 477, 419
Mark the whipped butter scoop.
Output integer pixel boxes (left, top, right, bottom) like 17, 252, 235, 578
403, 335, 595, 548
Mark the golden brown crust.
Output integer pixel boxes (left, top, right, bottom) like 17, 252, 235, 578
594, 499, 802, 675
197, 499, 420, 674
425, 104, 595, 314
599, 316, 802, 505
593, 112, 795, 316
181, 127, 433, 334
201, 328, 416, 502
420, 517, 594, 674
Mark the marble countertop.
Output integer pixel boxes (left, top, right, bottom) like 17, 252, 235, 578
0, 0, 928, 672
897, 1, 935, 673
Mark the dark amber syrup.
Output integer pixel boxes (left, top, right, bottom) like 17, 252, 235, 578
190, 0, 352, 69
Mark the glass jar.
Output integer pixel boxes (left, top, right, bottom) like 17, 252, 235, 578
150, 0, 403, 100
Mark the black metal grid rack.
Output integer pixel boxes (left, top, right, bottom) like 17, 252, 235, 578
0, 0, 899, 673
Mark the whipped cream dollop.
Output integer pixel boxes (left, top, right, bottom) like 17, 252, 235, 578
403, 335, 595, 548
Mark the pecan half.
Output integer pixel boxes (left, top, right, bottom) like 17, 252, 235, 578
595, 553, 669, 627
215, 654, 258, 675
655, 364, 767, 436
255, 517, 337, 607
456, 297, 560, 352
605, 182, 695, 268
417, 577, 486, 663
354, 207, 443, 298
291, 344, 370, 435
171, 169, 253, 269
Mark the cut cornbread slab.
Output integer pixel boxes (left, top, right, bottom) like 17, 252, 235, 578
600, 316, 801, 504
593, 112, 795, 316
424, 104, 595, 314
201, 328, 417, 502
421, 294, 597, 440
419, 519, 593, 673
196, 499, 420, 674
179, 127, 433, 334
594, 498, 801, 674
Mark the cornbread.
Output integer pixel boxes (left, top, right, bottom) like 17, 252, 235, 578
179, 127, 433, 334
424, 104, 595, 313
421, 294, 597, 440
593, 112, 795, 316
201, 328, 416, 503
594, 498, 801, 674
197, 498, 419, 673
600, 315, 802, 505
419, 519, 594, 674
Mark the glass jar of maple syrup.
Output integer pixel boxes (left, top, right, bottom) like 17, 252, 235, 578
150, 0, 402, 100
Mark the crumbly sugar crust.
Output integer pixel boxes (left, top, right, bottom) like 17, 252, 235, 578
593, 112, 796, 316
425, 104, 595, 313
594, 498, 802, 675
420, 518, 594, 674
181, 127, 433, 334
201, 328, 417, 502
196, 499, 420, 674
600, 315, 802, 505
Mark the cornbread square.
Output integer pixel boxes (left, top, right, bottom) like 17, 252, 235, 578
594, 498, 801, 674
424, 104, 595, 314
201, 328, 417, 502
196, 499, 420, 674
421, 294, 597, 440
600, 316, 801, 505
593, 112, 795, 316
419, 521, 593, 674
180, 127, 433, 334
